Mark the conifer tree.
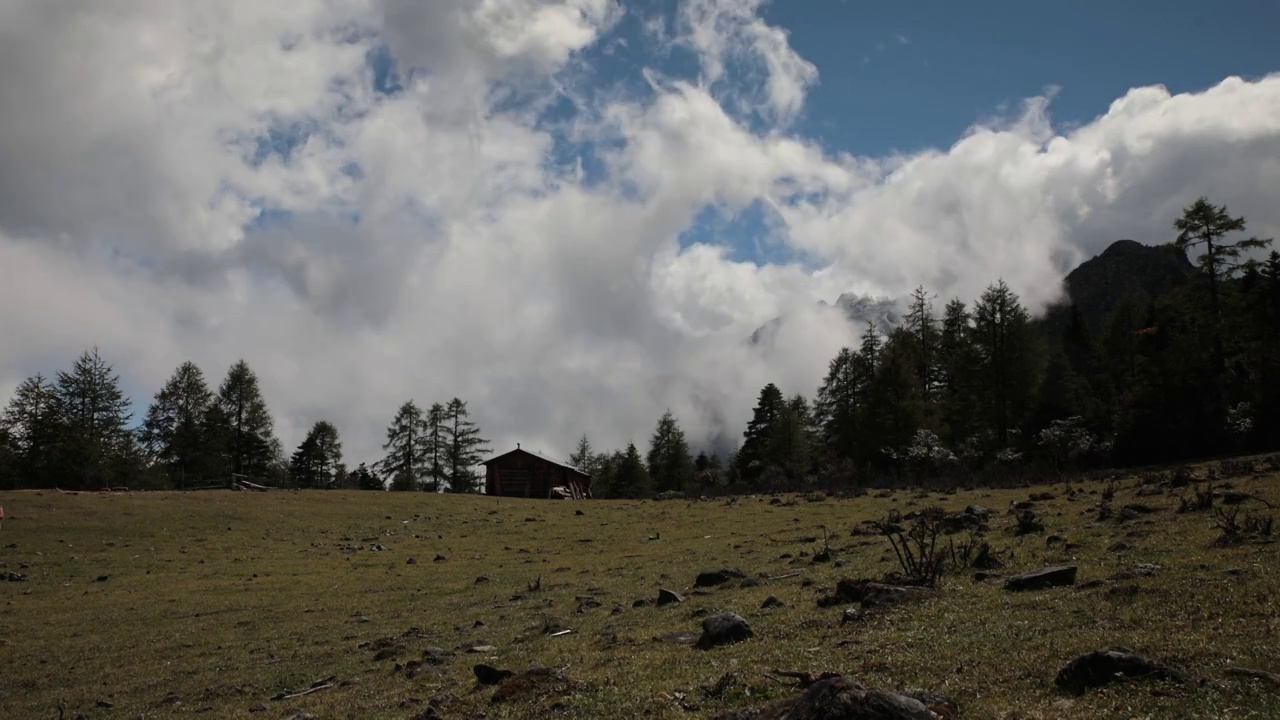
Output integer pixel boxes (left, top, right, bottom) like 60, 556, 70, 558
815, 347, 861, 464
377, 401, 426, 491
737, 383, 786, 483
140, 361, 213, 487
972, 281, 1041, 447
55, 349, 136, 488
443, 398, 489, 493
214, 360, 279, 480
290, 420, 342, 488
352, 462, 383, 490
646, 410, 695, 494
424, 402, 449, 492
613, 442, 651, 499
0, 373, 62, 487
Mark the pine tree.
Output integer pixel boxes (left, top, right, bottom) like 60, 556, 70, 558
865, 331, 925, 466
424, 403, 448, 492
140, 361, 213, 487
815, 347, 861, 464
214, 360, 279, 480
55, 349, 136, 489
352, 462, 383, 490
569, 434, 601, 477
290, 421, 342, 488
971, 281, 1041, 447
443, 398, 489, 493
906, 286, 940, 406
646, 410, 695, 494
613, 443, 651, 499
377, 401, 426, 491
937, 299, 978, 445
1174, 198, 1273, 375
772, 394, 817, 480
737, 383, 786, 483
0, 373, 62, 487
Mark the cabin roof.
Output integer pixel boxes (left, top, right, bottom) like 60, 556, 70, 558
481, 446, 590, 477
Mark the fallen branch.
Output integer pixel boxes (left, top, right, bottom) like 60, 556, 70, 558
764, 669, 841, 688
272, 677, 336, 701
762, 571, 802, 581
1225, 667, 1280, 686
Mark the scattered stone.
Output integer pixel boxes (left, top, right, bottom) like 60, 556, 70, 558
697, 613, 753, 649
1108, 541, 1132, 552
1133, 563, 1161, 577
249, 703, 267, 712
740, 577, 762, 588
696, 567, 746, 587
95, 575, 109, 582
373, 645, 406, 661
1046, 535, 1066, 546
841, 608, 869, 624
474, 663, 515, 685
1015, 510, 1045, 535
818, 579, 936, 609
475, 575, 490, 584
406, 557, 417, 565
761, 595, 786, 609
575, 596, 602, 613
971, 544, 1004, 570
1055, 647, 1191, 695
654, 630, 700, 644
433, 554, 447, 562
1225, 567, 1246, 576
633, 598, 653, 608
1029, 492, 1056, 502
466, 645, 498, 653
491, 665, 582, 704
421, 647, 452, 665
657, 588, 684, 606
611, 604, 626, 616
711, 675, 950, 720
1, 571, 26, 582
1004, 565, 1078, 592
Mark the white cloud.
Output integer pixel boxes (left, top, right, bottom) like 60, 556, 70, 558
1, 1, 1278, 468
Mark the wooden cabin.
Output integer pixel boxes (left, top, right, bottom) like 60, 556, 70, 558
482, 445, 591, 499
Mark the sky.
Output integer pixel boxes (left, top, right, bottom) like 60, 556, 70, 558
0, 0, 1278, 468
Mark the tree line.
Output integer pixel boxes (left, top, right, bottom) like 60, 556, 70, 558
570, 198, 1279, 497
0, 355, 491, 492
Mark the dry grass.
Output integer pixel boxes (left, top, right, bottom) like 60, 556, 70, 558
2, 459, 1279, 719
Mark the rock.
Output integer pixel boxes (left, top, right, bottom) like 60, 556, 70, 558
406, 557, 417, 565
842, 607, 869, 624
740, 577, 762, 588
1, 571, 26, 582
421, 647, 452, 665
761, 595, 786, 609
475, 575, 490, 584
575, 596, 601, 613
466, 645, 497, 653
1108, 541, 1132, 552
656, 588, 684, 606
970, 544, 1004, 570
710, 675, 946, 720
490, 665, 580, 704
1055, 647, 1191, 695
697, 613, 754, 649
433, 554, 447, 562
1004, 565, 1078, 591
611, 604, 626, 616
1014, 510, 1045, 535
696, 567, 746, 587
95, 575, 109, 582
1133, 563, 1160, 577
1046, 535, 1066, 546
249, 703, 267, 712
654, 630, 700, 644
633, 597, 653, 608
1029, 492, 1056, 502
964, 504, 993, 521
474, 663, 515, 685
819, 579, 936, 609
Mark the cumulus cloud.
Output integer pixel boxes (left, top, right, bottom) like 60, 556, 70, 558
1, 0, 1278, 467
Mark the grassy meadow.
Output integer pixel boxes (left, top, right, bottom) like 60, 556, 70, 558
2, 459, 1279, 719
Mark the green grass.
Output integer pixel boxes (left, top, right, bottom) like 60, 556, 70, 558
2, 461, 1279, 719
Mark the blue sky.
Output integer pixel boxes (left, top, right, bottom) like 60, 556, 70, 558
767, 0, 1280, 156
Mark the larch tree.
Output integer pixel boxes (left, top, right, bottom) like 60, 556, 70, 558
443, 398, 489, 493
736, 383, 786, 483
613, 442, 651, 499
971, 281, 1041, 447
424, 402, 449, 492
377, 401, 426, 492
214, 360, 279, 480
140, 361, 213, 487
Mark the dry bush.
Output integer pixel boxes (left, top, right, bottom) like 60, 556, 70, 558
874, 508, 947, 587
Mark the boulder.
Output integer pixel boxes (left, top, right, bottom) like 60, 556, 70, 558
473, 664, 514, 685
820, 579, 937, 608
761, 595, 786, 609
697, 613, 754, 649
656, 588, 684, 606
696, 567, 746, 587
1055, 647, 1191, 695
1004, 565, 1078, 591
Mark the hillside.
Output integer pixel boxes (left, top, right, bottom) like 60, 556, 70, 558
3, 456, 1279, 719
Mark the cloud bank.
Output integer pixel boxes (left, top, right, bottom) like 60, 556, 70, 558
1, 1, 1278, 464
